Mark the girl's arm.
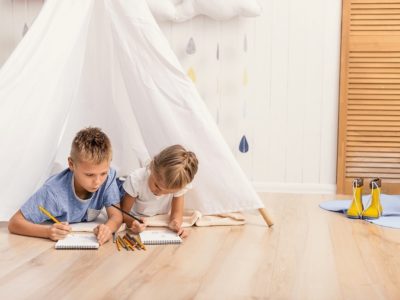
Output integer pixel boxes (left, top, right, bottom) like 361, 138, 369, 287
8, 210, 71, 241
169, 196, 189, 238
121, 193, 136, 227
95, 205, 123, 245
121, 193, 146, 233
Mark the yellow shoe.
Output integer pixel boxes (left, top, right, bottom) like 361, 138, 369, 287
362, 178, 383, 219
347, 178, 364, 219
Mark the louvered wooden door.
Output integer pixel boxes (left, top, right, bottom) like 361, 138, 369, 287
337, 0, 400, 194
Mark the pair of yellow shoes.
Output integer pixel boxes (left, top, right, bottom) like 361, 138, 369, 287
346, 178, 383, 219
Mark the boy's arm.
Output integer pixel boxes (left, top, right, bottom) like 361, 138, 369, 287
8, 210, 71, 241
104, 205, 123, 233
169, 196, 188, 238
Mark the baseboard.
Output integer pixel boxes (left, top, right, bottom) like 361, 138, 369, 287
253, 182, 337, 194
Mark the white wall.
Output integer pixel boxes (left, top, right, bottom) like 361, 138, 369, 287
0, 0, 342, 193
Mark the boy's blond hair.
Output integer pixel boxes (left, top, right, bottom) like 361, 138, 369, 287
70, 127, 112, 164
150, 144, 198, 190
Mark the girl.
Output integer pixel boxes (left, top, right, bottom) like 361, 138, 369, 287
120, 144, 198, 238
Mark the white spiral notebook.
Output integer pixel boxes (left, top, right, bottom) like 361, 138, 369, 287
55, 234, 99, 250
139, 230, 182, 245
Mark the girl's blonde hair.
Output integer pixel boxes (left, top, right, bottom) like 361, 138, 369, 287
70, 127, 112, 164
150, 144, 198, 190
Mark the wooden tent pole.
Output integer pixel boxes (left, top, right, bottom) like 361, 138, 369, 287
258, 208, 274, 227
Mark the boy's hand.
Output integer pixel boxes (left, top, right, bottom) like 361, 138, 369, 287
94, 224, 112, 246
48, 222, 71, 241
129, 219, 147, 234
168, 220, 189, 238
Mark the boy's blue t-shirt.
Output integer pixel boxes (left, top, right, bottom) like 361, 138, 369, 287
20, 168, 120, 224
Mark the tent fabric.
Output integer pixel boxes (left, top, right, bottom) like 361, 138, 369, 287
0, 0, 264, 221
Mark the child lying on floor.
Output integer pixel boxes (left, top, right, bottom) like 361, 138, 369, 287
8, 127, 122, 245
120, 144, 198, 238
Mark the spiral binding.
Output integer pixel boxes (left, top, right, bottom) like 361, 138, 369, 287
143, 240, 182, 245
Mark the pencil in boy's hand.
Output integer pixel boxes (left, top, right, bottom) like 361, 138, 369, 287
38, 206, 61, 224
111, 204, 144, 224
38, 205, 73, 236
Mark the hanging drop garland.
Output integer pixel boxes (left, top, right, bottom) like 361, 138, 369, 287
239, 135, 249, 153
186, 36, 197, 82
216, 40, 221, 124
239, 34, 250, 153
187, 67, 196, 82
186, 37, 196, 55
243, 34, 248, 89
243, 68, 248, 86
22, 23, 29, 37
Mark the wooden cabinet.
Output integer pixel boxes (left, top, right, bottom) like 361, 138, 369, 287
337, 0, 400, 194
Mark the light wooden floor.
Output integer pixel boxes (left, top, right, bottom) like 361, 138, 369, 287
1, 193, 400, 300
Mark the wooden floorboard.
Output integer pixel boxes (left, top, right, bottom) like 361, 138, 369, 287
1, 193, 400, 299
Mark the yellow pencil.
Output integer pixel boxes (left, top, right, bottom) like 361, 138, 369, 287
38, 206, 61, 224
117, 236, 128, 250
116, 238, 121, 251
123, 236, 135, 251
39, 206, 73, 236
132, 234, 146, 251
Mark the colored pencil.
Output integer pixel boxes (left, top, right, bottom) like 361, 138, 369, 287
38, 206, 61, 224
116, 238, 121, 251
39, 205, 73, 236
131, 234, 146, 251
111, 204, 144, 224
123, 236, 135, 251
117, 236, 128, 250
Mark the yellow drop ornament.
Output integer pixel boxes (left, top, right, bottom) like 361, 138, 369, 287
243, 68, 248, 86
188, 67, 196, 82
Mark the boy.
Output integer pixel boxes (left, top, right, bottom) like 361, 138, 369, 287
8, 127, 122, 245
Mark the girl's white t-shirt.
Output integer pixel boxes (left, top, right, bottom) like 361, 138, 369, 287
122, 167, 191, 217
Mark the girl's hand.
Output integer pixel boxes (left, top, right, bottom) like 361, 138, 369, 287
168, 220, 189, 238
48, 222, 71, 241
129, 219, 147, 234
94, 224, 112, 245
176, 227, 189, 239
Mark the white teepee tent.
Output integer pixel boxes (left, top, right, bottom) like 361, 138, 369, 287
0, 0, 272, 225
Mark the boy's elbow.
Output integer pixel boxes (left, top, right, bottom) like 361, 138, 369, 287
8, 222, 13, 233
8, 217, 17, 234
8, 210, 24, 234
